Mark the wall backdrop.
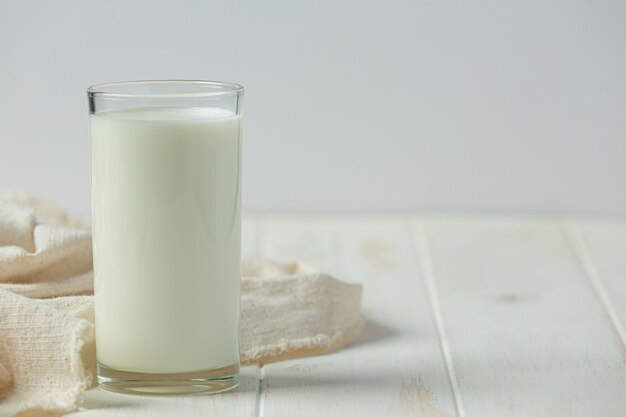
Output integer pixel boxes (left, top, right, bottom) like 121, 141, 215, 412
1, 0, 625, 215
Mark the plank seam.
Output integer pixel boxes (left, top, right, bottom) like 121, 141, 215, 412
255, 365, 266, 417
410, 218, 466, 417
563, 221, 626, 351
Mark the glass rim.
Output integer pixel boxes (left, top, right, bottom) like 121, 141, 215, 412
87, 80, 244, 99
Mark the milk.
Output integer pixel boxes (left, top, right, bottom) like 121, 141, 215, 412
91, 107, 241, 374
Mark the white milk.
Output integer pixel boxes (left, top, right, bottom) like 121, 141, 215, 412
91, 107, 241, 374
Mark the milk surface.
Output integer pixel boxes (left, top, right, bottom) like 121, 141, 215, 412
91, 107, 241, 373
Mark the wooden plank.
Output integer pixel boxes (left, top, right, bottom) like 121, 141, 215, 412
411, 216, 626, 417
260, 216, 457, 417
71, 217, 261, 416
567, 218, 626, 351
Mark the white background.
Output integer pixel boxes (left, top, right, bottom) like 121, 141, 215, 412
1, 0, 625, 215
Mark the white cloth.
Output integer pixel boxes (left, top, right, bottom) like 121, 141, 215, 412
0, 193, 362, 417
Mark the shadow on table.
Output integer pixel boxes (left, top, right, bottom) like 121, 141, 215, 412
79, 389, 139, 410
250, 365, 446, 397
352, 316, 400, 347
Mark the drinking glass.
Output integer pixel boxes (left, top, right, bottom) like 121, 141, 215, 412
88, 80, 243, 395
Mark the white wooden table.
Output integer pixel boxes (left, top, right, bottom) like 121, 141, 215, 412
71, 215, 626, 417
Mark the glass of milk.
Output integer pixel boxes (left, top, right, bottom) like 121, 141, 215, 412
87, 80, 243, 395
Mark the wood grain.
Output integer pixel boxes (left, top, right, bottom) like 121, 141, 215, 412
412, 216, 626, 417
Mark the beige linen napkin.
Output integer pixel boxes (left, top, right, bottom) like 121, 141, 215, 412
0, 193, 362, 417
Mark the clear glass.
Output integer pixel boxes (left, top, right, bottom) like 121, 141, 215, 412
88, 80, 243, 395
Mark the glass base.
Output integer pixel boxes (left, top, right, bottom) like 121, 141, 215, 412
97, 362, 240, 396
